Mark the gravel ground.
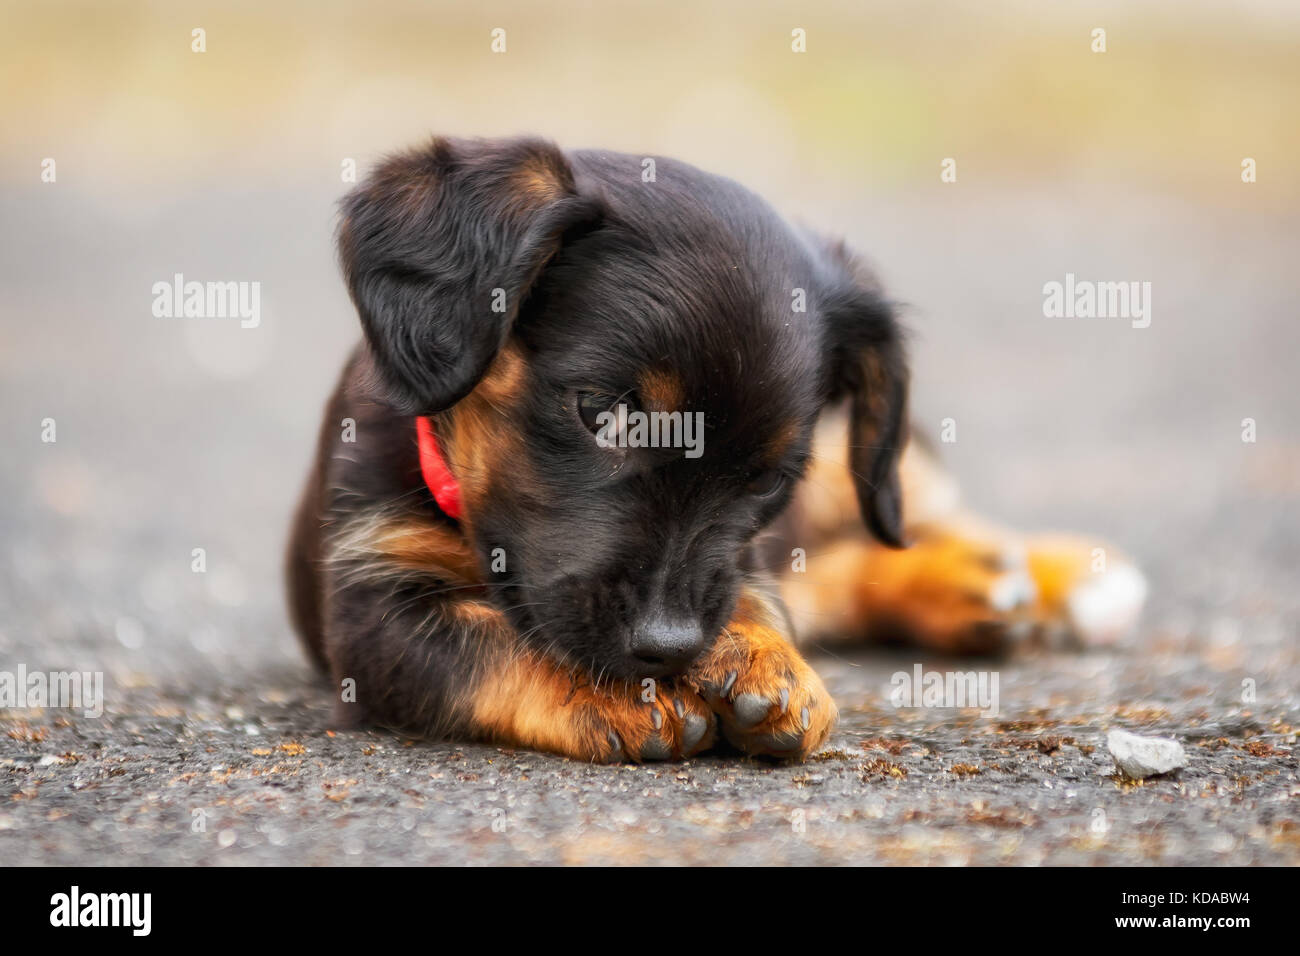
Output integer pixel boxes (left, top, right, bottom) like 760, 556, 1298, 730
2, 649, 1298, 866
1, 182, 1297, 866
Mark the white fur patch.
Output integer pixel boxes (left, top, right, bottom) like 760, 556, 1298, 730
1066, 563, 1148, 645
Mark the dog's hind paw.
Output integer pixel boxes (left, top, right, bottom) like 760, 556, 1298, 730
893, 527, 1149, 652
784, 524, 1148, 655
1025, 535, 1148, 648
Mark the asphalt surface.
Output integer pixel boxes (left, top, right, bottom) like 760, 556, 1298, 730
1, 182, 1297, 865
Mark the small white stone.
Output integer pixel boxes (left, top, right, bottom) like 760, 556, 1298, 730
1106, 729, 1188, 779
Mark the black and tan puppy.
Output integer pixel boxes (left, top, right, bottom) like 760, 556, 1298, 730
287, 136, 1147, 762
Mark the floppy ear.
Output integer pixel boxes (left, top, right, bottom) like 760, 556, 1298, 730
824, 284, 911, 549
338, 136, 603, 414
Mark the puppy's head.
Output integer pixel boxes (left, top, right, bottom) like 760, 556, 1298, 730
339, 136, 907, 681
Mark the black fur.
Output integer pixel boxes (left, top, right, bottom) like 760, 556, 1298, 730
288, 136, 907, 737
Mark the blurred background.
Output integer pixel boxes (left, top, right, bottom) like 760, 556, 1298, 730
0, 1, 1296, 864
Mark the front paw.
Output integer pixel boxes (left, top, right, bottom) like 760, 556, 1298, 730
685, 631, 837, 760
575, 681, 717, 764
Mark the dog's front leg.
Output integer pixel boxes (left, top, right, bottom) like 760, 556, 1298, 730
464, 627, 720, 763
323, 577, 717, 763
684, 589, 838, 759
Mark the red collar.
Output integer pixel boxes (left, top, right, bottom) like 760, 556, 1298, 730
415, 416, 462, 520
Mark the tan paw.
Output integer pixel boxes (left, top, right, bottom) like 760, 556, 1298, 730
471, 655, 717, 764
570, 680, 717, 764
786, 523, 1146, 654
888, 525, 1148, 652
685, 613, 837, 760
854, 526, 1043, 653
1024, 534, 1148, 647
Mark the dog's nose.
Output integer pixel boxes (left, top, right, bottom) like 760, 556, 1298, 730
628, 614, 706, 676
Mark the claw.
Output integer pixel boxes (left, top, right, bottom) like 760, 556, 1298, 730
606, 731, 624, 760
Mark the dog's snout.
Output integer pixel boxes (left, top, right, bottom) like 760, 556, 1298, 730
628, 614, 706, 676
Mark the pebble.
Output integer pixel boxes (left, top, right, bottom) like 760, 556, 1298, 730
1106, 729, 1188, 779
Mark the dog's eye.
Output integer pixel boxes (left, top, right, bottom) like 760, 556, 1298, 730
577, 392, 619, 435
747, 471, 786, 498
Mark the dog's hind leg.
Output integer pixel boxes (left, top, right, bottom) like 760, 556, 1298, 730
780, 418, 1147, 653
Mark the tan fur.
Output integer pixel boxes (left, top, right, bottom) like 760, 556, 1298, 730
437, 344, 532, 526
637, 367, 685, 412
784, 420, 1138, 652
328, 508, 482, 587
470, 647, 716, 762
683, 589, 837, 758
763, 417, 802, 469
511, 156, 567, 204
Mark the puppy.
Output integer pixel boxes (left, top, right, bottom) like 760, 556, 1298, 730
286, 136, 1146, 762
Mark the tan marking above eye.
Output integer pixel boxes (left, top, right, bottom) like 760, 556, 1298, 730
511, 158, 565, 203
637, 368, 685, 413
763, 417, 802, 468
